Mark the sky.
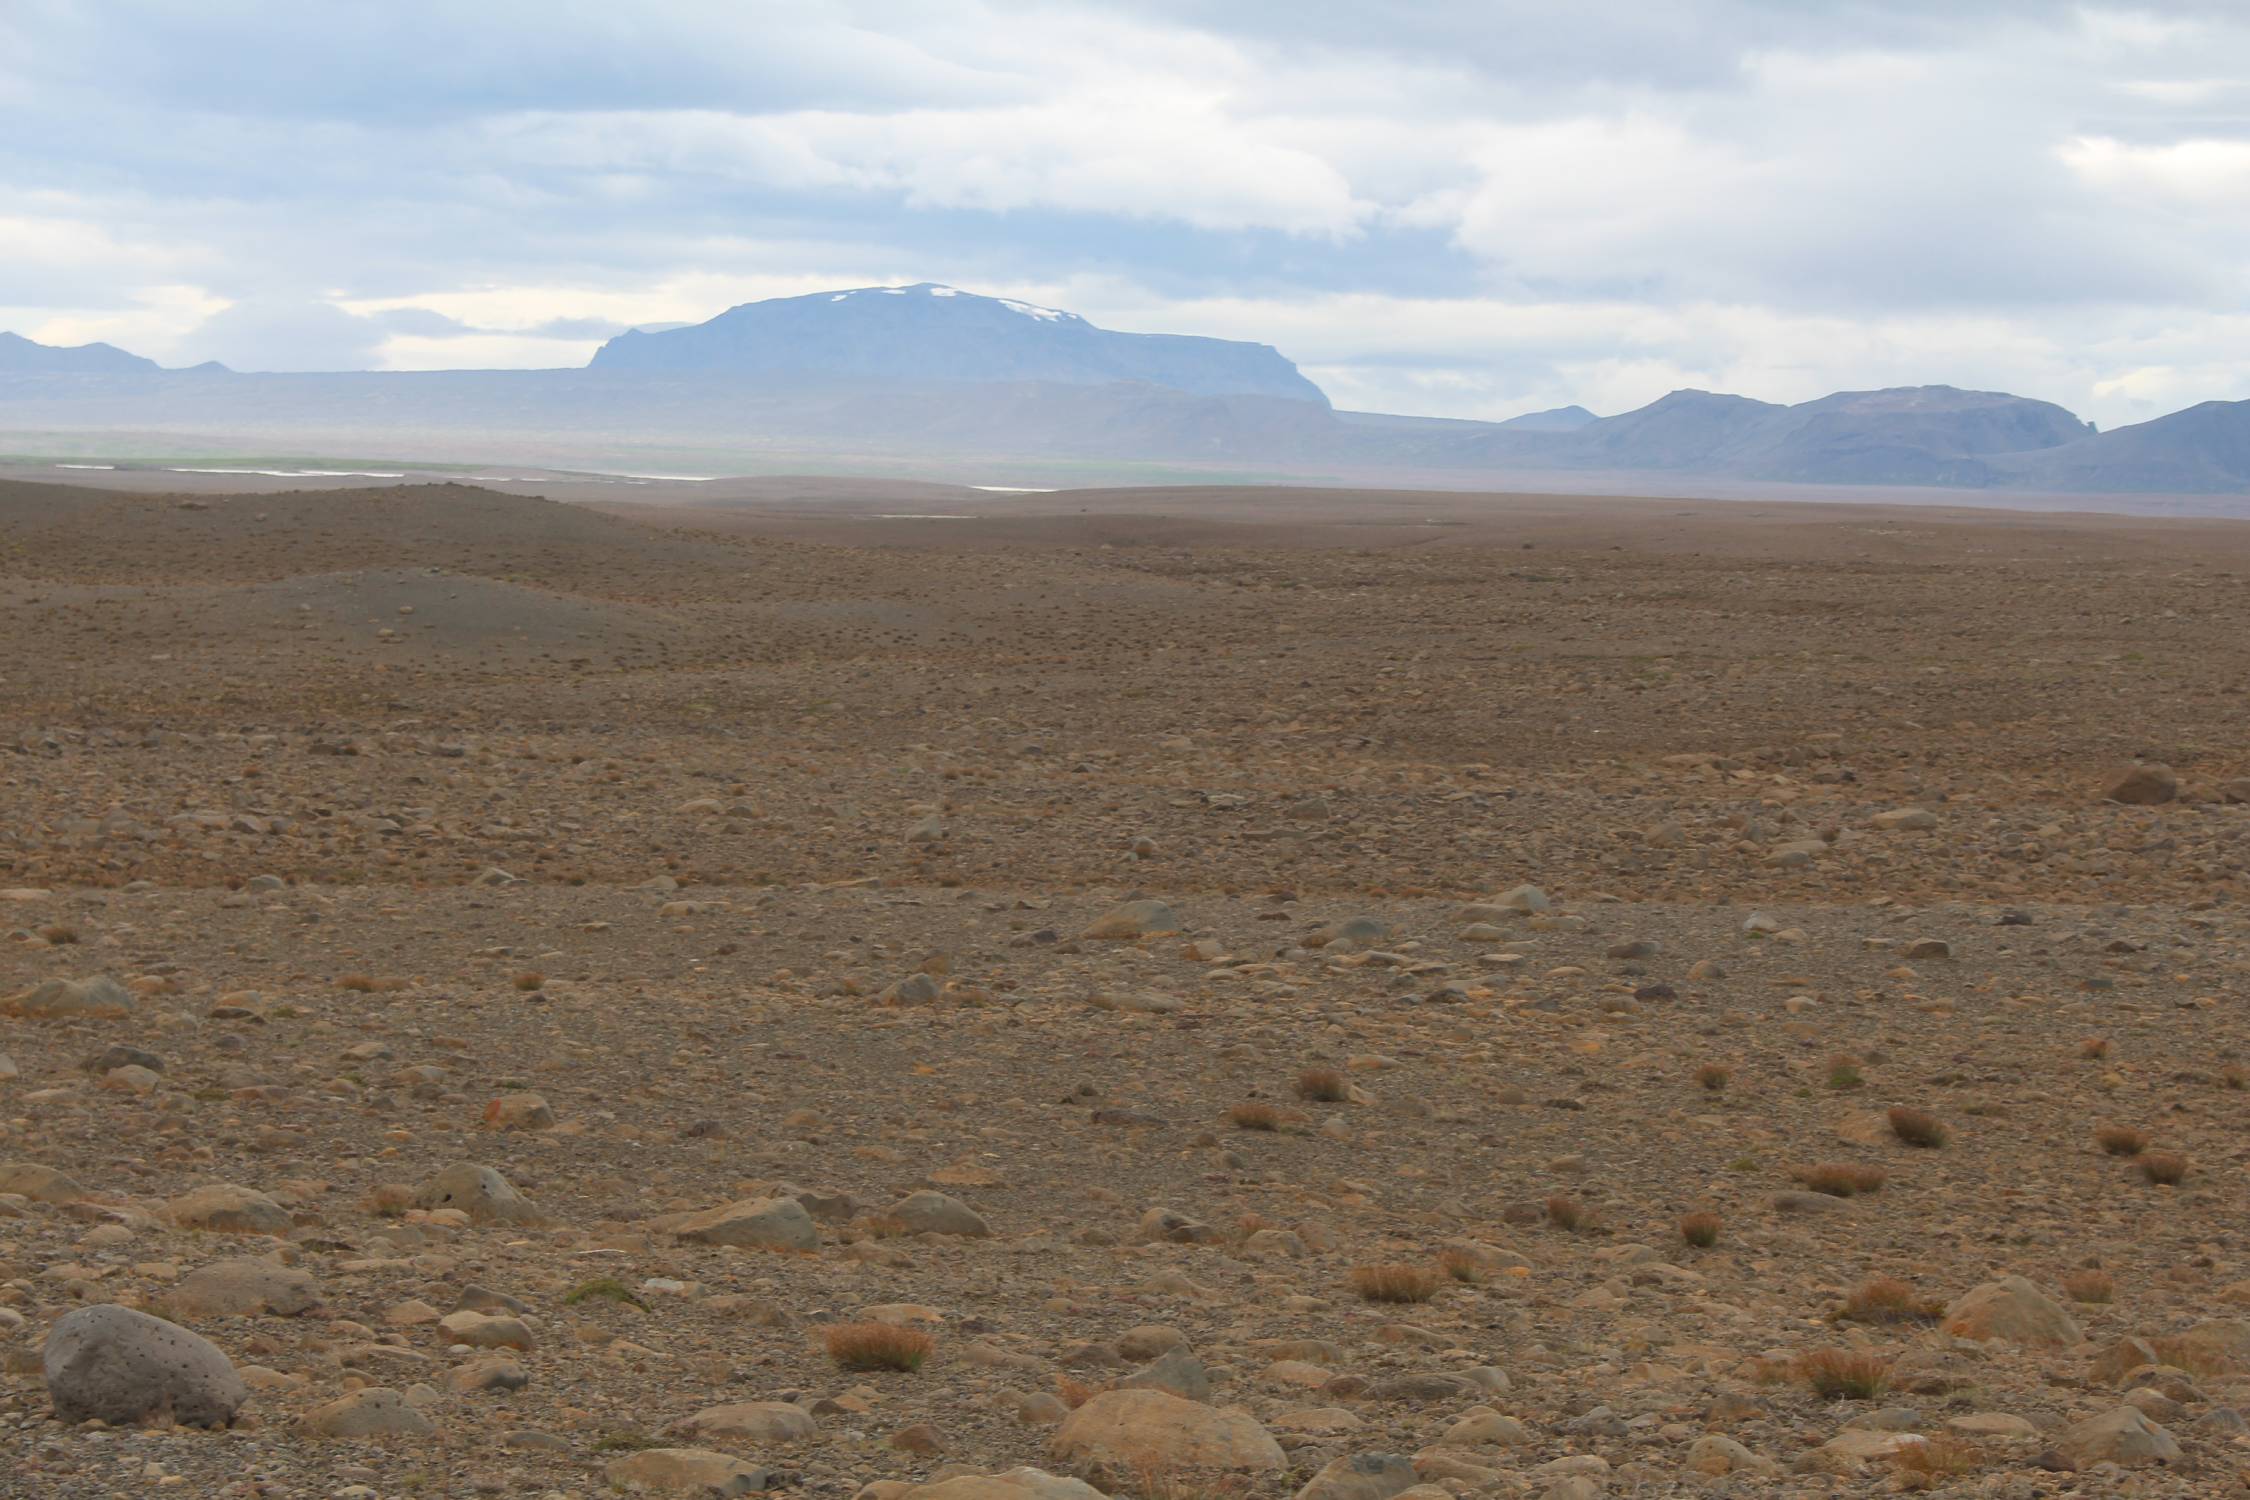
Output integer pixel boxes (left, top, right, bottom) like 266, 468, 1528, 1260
2, 1, 2247, 427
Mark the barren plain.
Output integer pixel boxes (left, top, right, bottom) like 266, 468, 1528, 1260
4, 475, 2249, 1499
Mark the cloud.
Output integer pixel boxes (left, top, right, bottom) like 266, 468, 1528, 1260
179, 297, 391, 372
0, 1, 2247, 420
527, 315, 636, 339
367, 307, 478, 338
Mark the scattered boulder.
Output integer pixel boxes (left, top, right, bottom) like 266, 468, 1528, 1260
1293, 1452, 1418, 1500
1943, 1276, 2082, 1348
1082, 899, 1181, 940
666, 1401, 818, 1444
44, 1305, 248, 1428
897, 1469, 1105, 1500
171, 1259, 320, 1318
2105, 764, 2178, 805
1051, 1389, 1286, 1471
1496, 884, 1549, 913
1119, 1346, 1211, 1403
1684, 1434, 1778, 1476
482, 1093, 556, 1131
7, 975, 134, 1020
1441, 1408, 1533, 1446
672, 1196, 819, 1252
438, 1309, 535, 1350
303, 1387, 436, 1438
2058, 1406, 2181, 1468
411, 1163, 543, 1225
888, 1190, 991, 1237
2153, 1319, 2250, 1374
607, 1448, 773, 1495
0, 1161, 89, 1203
167, 1184, 292, 1235
447, 1355, 529, 1393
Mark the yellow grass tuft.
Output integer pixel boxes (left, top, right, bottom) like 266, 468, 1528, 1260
823, 1321, 934, 1372
1350, 1263, 1442, 1303
1797, 1348, 1892, 1400
1887, 1107, 1948, 1148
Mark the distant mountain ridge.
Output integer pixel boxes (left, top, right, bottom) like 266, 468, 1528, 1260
1495, 385, 2100, 486
2, 311, 2246, 496
0, 331, 159, 374
588, 283, 1329, 404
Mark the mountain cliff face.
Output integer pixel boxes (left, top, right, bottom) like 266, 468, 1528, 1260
588, 283, 1330, 404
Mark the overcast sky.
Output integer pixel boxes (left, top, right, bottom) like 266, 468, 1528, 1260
4, 1, 2246, 426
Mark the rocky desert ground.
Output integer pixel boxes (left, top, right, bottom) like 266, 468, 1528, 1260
4, 473, 2250, 1499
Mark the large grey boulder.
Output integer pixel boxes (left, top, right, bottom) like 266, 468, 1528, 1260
44, 1305, 248, 1427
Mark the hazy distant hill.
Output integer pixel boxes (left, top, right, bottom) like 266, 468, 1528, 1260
1494, 404, 1597, 432
1511, 385, 2098, 485
2001, 399, 2250, 494
1, 316, 2244, 496
588, 283, 1330, 404
0, 331, 159, 375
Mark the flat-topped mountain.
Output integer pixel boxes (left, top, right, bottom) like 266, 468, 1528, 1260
587, 282, 1330, 404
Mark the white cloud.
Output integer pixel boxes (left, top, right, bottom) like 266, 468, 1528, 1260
3, 0, 2249, 423
485, 92, 1372, 237
373, 331, 605, 370
178, 297, 389, 372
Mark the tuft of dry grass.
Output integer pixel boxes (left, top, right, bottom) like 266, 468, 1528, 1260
336, 973, 377, 993
37, 924, 77, 945
1826, 1054, 1864, 1091
2139, 1150, 2189, 1186
1887, 1107, 1949, 1148
2095, 1124, 2149, 1157
2079, 1036, 2111, 1060
1795, 1162, 1888, 1198
1127, 1465, 1254, 1500
1294, 1068, 1348, 1103
1838, 1275, 1942, 1325
512, 970, 546, 992
1797, 1348, 1893, 1400
2062, 1269, 2115, 1304
1695, 1062, 1731, 1092
1056, 1374, 1111, 1409
1350, 1263, 1442, 1304
823, 1321, 934, 1372
1679, 1211, 1721, 1248
361, 1184, 413, 1218
1436, 1248, 1486, 1284
1893, 1436, 1985, 1491
1545, 1193, 1586, 1231
2223, 1064, 2248, 1092
1224, 1101, 1282, 1131
851, 1213, 913, 1240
